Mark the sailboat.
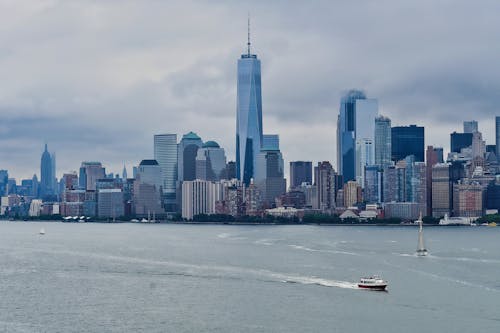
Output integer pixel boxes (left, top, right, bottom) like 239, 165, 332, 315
39, 228, 45, 235
416, 213, 428, 256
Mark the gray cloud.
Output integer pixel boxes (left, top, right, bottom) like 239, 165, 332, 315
0, 0, 499, 180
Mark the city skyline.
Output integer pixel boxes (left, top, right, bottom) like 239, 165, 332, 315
1, 1, 500, 180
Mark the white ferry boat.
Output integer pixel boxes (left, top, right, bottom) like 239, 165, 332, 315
358, 276, 388, 291
439, 214, 471, 226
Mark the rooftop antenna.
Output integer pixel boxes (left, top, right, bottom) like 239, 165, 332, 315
247, 13, 251, 55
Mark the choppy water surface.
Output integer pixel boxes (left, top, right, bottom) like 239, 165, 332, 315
0, 222, 499, 332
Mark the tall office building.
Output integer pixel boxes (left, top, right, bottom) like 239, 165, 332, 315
375, 115, 392, 169
178, 132, 203, 182
254, 149, 286, 207
289, 161, 312, 189
337, 90, 378, 184
314, 161, 335, 211
450, 132, 473, 153
236, 23, 263, 186
134, 160, 164, 217
195, 141, 227, 181
182, 180, 222, 220
471, 131, 486, 159
344, 180, 362, 208
426, 146, 443, 216
79, 162, 105, 191
463, 120, 478, 133
391, 125, 424, 162
40, 144, 56, 199
432, 163, 452, 218
154, 134, 178, 212
382, 166, 398, 203
364, 165, 382, 204
496, 116, 500, 161
262, 134, 279, 150
453, 181, 484, 217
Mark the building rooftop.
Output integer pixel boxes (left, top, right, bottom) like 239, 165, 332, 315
139, 159, 159, 166
182, 131, 201, 140
203, 141, 220, 148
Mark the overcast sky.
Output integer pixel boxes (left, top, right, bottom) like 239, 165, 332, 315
1, 0, 499, 180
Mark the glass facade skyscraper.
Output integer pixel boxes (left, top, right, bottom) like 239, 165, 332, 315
496, 116, 500, 160
337, 90, 378, 184
450, 132, 472, 153
375, 116, 392, 168
236, 36, 263, 186
289, 161, 312, 189
154, 134, 178, 212
391, 125, 424, 162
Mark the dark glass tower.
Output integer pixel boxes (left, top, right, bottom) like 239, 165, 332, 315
450, 132, 472, 153
391, 125, 424, 162
236, 20, 263, 185
289, 161, 312, 189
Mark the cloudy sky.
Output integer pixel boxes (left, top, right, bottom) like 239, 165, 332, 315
1, 0, 499, 180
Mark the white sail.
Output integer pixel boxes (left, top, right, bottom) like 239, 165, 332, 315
416, 213, 427, 256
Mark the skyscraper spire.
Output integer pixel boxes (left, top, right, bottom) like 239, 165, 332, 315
247, 14, 251, 55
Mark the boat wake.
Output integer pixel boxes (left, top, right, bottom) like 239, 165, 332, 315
268, 273, 358, 289
288, 244, 358, 256
28, 248, 360, 291
395, 252, 500, 264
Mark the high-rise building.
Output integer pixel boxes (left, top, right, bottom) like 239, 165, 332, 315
496, 116, 500, 161
0, 170, 8, 196
136, 160, 162, 190
40, 144, 56, 199
337, 90, 378, 184
62, 172, 78, 191
262, 134, 279, 151
452, 181, 484, 217
471, 131, 486, 159
432, 163, 452, 218
391, 125, 424, 162
236, 25, 263, 186
410, 161, 427, 216
154, 134, 178, 212
375, 115, 392, 169
181, 180, 222, 220
79, 162, 105, 191
195, 141, 227, 181
364, 165, 382, 204
133, 160, 164, 217
463, 120, 478, 133
314, 161, 336, 211
254, 149, 286, 207
450, 132, 473, 153
289, 161, 312, 189
426, 146, 443, 216
97, 189, 124, 218
344, 180, 362, 208
177, 132, 203, 182
383, 166, 398, 203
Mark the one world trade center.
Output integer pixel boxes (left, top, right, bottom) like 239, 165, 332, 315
236, 20, 263, 185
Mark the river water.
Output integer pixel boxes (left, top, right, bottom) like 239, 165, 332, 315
0, 222, 498, 332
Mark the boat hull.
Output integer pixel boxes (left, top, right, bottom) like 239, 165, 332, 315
416, 249, 428, 256
357, 284, 387, 291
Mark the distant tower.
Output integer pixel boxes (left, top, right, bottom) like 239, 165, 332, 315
463, 120, 478, 133
496, 116, 500, 161
375, 115, 392, 168
122, 165, 128, 180
236, 17, 263, 186
337, 90, 378, 184
40, 144, 55, 198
